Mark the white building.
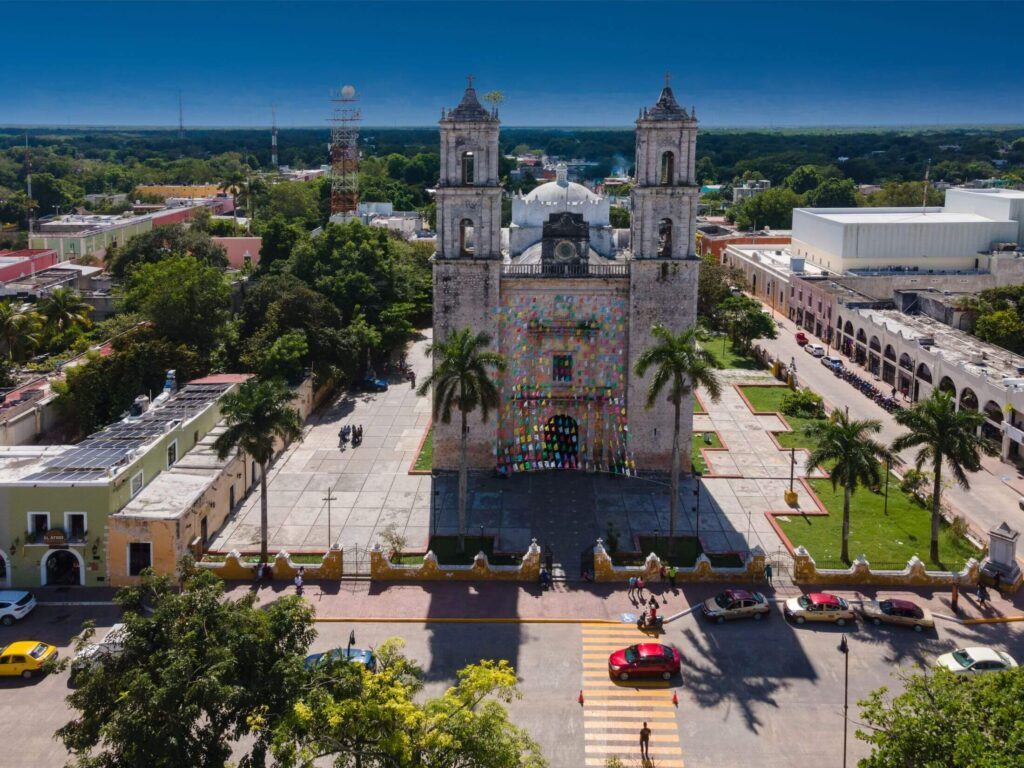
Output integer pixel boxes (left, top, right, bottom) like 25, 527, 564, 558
732, 179, 771, 204
791, 188, 1024, 275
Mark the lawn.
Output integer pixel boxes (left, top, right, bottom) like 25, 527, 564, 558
779, 478, 980, 571
413, 427, 433, 471
392, 535, 523, 566
707, 338, 766, 370
615, 536, 744, 568
691, 430, 722, 474
739, 385, 826, 451
694, 398, 705, 415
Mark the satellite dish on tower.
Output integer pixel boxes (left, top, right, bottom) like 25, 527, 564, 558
341, 85, 356, 99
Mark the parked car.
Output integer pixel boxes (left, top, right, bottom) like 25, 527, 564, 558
358, 378, 388, 393
804, 342, 826, 358
784, 592, 855, 625
0, 641, 58, 679
71, 623, 127, 679
0, 591, 36, 626
304, 647, 377, 672
795, 332, 809, 346
607, 643, 681, 681
821, 355, 844, 371
861, 599, 934, 632
935, 646, 1018, 675
702, 589, 772, 623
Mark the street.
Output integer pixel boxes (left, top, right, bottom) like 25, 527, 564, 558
3, 595, 1023, 767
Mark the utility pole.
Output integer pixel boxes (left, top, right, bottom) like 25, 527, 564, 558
322, 489, 337, 549
839, 634, 850, 768
271, 103, 279, 168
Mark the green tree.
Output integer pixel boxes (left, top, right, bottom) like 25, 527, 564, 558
417, 329, 506, 552
892, 390, 996, 563
697, 257, 746, 327
783, 164, 825, 194
718, 295, 777, 351
857, 667, 1024, 767
609, 206, 630, 228
105, 223, 228, 278
974, 308, 1024, 352
37, 287, 92, 350
58, 561, 316, 768
214, 378, 302, 564
0, 300, 41, 362
272, 643, 545, 768
804, 412, 892, 563
257, 329, 309, 384
122, 254, 231, 353
729, 186, 803, 230
634, 325, 722, 537
219, 166, 246, 223
259, 216, 307, 271
265, 181, 320, 229
865, 180, 945, 207
805, 177, 860, 208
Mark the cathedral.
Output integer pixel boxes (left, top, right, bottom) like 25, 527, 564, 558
432, 82, 700, 475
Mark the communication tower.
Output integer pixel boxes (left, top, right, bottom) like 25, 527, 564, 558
329, 84, 360, 217
271, 103, 279, 168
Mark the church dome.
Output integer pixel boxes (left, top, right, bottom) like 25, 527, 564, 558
522, 165, 601, 205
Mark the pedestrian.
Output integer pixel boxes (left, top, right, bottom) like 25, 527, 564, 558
667, 564, 677, 589
659, 564, 667, 582
951, 582, 959, 613
636, 577, 646, 601
977, 582, 989, 607
627, 576, 637, 601
294, 566, 305, 595
764, 561, 773, 586
639, 721, 651, 760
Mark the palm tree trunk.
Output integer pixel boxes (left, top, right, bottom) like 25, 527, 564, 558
841, 484, 851, 563
458, 407, 468, 553
670, 398, 681, 539
930, 459, 943, 564
259, 461, 269, 565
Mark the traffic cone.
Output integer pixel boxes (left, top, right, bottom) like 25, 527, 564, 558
672, 690, 678, 707
578, 689, 585, 705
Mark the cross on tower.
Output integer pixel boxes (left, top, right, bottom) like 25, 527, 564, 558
466, 74, 475, 88
664, 72, 672, 87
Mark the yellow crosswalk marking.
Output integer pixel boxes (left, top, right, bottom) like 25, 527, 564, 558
584, 709, 676, 719
585, 732, 681, 742
586, 744, 683, 755
585, 758, 685, 767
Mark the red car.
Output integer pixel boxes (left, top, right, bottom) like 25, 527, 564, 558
608, 643, 680, 681
795, 332, 809, 345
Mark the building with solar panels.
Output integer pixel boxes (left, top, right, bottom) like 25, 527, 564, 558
0, 374, 252, 589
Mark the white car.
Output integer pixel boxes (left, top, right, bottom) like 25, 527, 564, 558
804, 343, 825, 357
71, 623, 127, 677
935, 646, 1018, 675
0, 591, 36, 626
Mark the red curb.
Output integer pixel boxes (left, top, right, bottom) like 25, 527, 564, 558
408, 418, 433, 475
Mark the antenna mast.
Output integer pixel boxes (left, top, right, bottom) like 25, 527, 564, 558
922, 158, 931, 214
271, 103, 279, 168
329, 85, 360, 218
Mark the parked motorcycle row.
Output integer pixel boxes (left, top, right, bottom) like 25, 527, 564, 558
832, 361, 904, 413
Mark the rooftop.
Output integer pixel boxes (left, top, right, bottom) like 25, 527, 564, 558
798, 207, 1007, 225
114, 470, 215, 520
726, 245, 826, 279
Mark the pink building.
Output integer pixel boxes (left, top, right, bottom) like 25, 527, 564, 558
0, 249, 59, 282
211, 237, 261, 269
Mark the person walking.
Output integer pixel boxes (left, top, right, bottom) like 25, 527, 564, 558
635, 577, 646, 602
639, 721, 651, 760
977, 582, 990, 607
627, 576, 637, 601
667, 564, 677, 589
951, 582, 960, 613
294, 566, 305, 595
764, 561, 773, 586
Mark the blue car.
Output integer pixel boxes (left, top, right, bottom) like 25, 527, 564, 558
359, 378, 388, 393
304, 647, 377, 672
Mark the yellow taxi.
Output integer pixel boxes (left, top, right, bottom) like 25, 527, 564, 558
0, 641, 59, 679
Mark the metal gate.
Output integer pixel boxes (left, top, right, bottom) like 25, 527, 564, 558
343, 546, 372, 578
767, 548, 793, 585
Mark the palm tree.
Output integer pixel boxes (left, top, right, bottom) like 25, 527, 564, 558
892, 390, 996, 563
219, 169, 246, 223
214, 378, 302, 565
804, 412, 892, 563
634, 325, 722, 539
0, 300, 41, 362
237, 176, 268, 230
417, 328, 506, 552
38, 287, 92, 347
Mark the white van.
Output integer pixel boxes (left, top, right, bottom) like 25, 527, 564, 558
804, 343, 826, 358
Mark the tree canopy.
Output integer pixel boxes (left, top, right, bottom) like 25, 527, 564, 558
105, 223, 228, 278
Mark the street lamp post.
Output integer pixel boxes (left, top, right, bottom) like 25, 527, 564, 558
883, 456, 891, 516
789, 447, 796, 493
322, 489, 337, 548
839, 634, 850, 768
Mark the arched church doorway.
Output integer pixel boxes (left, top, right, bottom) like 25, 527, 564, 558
542, 414, 579, 469
41, 549, 84, 586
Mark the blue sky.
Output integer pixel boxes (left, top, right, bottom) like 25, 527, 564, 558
4, 1, 1022, 128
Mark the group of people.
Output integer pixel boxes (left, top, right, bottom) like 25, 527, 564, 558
340, 424, 364, 445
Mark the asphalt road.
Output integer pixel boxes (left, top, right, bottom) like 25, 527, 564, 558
3, 601, 1024, 767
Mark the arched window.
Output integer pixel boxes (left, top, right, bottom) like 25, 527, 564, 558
959, 387, 979, 411
659, 151, 675, 185
461, 151, 475, 185
884, 344, 896, 361
459, 218, 475, 256
938, 376, 956, 396
658, 218, 673, 257
916, 363, 932, 382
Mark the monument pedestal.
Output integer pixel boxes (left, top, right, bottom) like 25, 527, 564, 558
980, 522, 1022, 593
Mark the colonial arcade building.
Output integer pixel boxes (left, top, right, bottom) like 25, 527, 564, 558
432, 82, 700, 474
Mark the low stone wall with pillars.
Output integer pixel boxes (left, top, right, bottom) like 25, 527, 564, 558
591, 539, 767, 583
200, 548, 344, 581
790, 546, 980, 587
370, 539, 542, 582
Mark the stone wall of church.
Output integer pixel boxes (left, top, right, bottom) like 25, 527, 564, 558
631, 187, 699, 259
626, 259, 700, 472
431, 260, 503, 470
495, 279, 632, 474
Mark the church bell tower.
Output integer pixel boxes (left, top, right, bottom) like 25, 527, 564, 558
627, 80, 701, 471
431, 80, 503, 470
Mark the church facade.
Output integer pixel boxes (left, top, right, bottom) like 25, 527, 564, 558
432, 82, 700, 475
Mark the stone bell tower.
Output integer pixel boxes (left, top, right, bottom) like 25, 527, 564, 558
432, 79, 503, 470
627, 81, 701, 471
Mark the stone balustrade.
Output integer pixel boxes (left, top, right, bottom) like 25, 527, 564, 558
790, 546, 979, 587
370, 539, 542, 582
199, 547, 344, 581
591, 538, 767, 583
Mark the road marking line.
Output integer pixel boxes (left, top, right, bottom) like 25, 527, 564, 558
584, 700, 676, 708
582, 692, 676, 701
586, 744, 683, 755
585, 758, 684, 767
584, 710, 676, 719
586, 732, 681, 742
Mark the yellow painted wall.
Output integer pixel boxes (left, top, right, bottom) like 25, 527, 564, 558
135, 184, 223, 199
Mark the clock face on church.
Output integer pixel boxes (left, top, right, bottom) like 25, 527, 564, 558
554, 240, 576, 262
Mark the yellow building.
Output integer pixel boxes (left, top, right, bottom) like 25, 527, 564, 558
135, 184, 224, 199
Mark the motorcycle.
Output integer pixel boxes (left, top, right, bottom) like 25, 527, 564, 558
636, 613, 664, 632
